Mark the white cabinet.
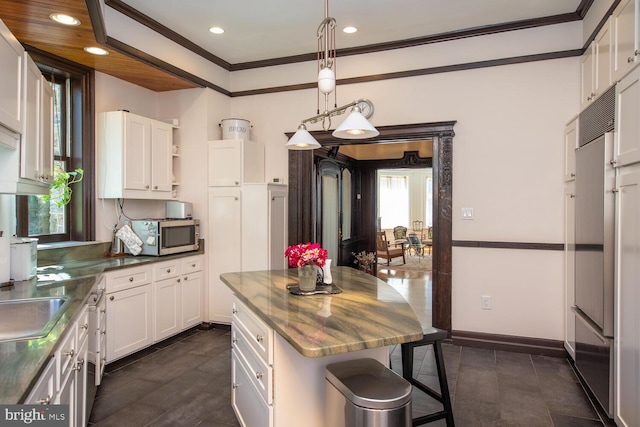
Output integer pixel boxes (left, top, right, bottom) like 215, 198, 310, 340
208, 183, 287, 323
231, 296, 274, 427
181, 256, 203, 329
564, 180, 576, 359
154, 276, 182, 342
0, 18, 23, 137
25, 357, 56, 405
582, 18, 613, 108
98, 111, 175, 200
615, 66, 640, 167
614, 168, 640, 427
564, 117, 578, 181
613, 0, 639, 82
208, 139, 264, 186
105, 265, 154, 363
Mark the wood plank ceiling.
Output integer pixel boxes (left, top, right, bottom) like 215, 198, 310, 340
0, 0, 196, 91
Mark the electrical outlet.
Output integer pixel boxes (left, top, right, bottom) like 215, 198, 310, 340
481, 295, 492, 310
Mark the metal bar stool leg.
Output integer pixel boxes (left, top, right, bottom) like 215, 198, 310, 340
400, 328, 455, 426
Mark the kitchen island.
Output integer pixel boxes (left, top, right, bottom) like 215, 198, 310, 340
220, 266, 423, 427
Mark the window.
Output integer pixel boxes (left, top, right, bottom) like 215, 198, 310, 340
16, 52, 94, 242
378, 173, 409, 229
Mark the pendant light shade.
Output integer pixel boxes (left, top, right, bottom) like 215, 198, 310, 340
286, 123, 321, 150
332, 106, 379, 139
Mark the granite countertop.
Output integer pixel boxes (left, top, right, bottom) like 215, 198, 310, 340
220, 266, 423, 358
0, 246, 205, 404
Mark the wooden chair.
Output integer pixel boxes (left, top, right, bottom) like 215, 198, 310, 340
377, 231, 406, 265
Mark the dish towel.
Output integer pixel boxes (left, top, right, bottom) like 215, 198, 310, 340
116, 224, 144, 255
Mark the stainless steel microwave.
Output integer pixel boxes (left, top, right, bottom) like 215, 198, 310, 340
127, 219, 199, 256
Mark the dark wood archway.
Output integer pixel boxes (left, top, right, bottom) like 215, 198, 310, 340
287, 121, 456, 333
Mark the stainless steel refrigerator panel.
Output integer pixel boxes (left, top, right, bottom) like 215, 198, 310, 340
574, 310, 613, 417
574, 133, 615, 337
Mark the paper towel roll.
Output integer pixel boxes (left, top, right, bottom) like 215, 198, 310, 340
0, 234, 9, 284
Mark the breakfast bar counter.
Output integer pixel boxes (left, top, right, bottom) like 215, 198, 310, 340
220, 266, 423, 427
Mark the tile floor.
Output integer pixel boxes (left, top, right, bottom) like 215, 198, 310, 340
88, 264, 614, 426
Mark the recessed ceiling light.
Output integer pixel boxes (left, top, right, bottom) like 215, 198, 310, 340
343, 26, 358, 34
84, 46, 109, 56
209, 27, 224, 34
50, 13, 81, 26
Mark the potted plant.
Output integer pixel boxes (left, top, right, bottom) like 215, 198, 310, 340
43, 166, 84, 207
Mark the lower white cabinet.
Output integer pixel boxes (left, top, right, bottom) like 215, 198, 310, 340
231, 296, 274, 427
106, 282, 153, 363
106, 255, 203, 363
614, 167, 640, 427
564, 180, 576, 359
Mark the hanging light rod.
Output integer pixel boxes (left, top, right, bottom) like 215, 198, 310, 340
286, 0, 378, 150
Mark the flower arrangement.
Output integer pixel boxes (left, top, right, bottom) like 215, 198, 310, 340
285, 242, 328, 268
352, 250, 376, 273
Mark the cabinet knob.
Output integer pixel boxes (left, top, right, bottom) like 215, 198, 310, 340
612, 188, 619, 193
256, 372, 263, 380
234, 197, 239, 201
635, 50, 640, 57
145, 185, 150, 189
129, 277, 134, 282
232, 308, 238, 314
81, 323, 89, 330
235, 181, 239, 185
166, 268, 171, 273
110, 296, 115, 301
610, 159, 617, 166
232, 383, 239, 389
256, 334, 264, 343
570, 193, 575, 198
232, 337, 238, 344
154, 185, 158, 189
177, 278, 181, 283
37, 395, 52, 405
63, 349, 75, 358
192, 263, 196, 268
628, 56, 635, 63
570, 172, 575, 177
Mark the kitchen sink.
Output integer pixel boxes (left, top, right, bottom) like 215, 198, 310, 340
0, 297, 70, 343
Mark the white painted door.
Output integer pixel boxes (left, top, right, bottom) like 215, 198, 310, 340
616, 66, 640, 167
181, 271, 203, 329
0, 19, 23, 134
154, 277, 181, 341
106, 284, 153, 362
123, 113, 151, 191
151, 121, 173, 193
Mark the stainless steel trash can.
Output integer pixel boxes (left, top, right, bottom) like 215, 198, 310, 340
326, 358, 412, 427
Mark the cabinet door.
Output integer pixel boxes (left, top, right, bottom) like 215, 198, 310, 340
232, 350, 272, 427
20, 54, 41, 181
595, 18, 612, 97
564, 181, 576, 360
208, 187, 241, 323
106, 284, 153, 362
181, 271, 203, 329
123, 114, 151, 191
154, 277, 181, 341
151, 121, 173, 193
269, 186, 288, 270
40, 76, 53, 184
24, 358, 55, 405
614, 169, 640, 427
580, 45, 594, 108
615, 67, 640, 167
56, 367, 76, 427
613, 0, 637, 82
75, 335, 88, 427
0, 19, 23, 134
208, 140, 242, 186
564, 118, 578, 181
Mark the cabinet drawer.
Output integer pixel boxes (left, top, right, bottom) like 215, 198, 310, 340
105, 265, 151, 293
55, 323, 77, 388
232, 297, 273, 364
154, 260, 180, 280
232, 325, 273, 404
76, 304, 90, 347
181, 255, 203, 274
24, 358, 56, 405
232, 350, 272, 427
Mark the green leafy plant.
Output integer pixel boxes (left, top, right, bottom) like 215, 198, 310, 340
43, 166, 84, 207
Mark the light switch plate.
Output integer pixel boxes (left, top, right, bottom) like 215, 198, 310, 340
462, 207, 474, 220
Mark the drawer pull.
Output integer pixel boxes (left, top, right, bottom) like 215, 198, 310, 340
63, 349, 75, 358
74, 358, 85, 371
177, 278, 181, 283
232, 308, 238, 314
110, 296, 114, 301
256, 372, 263, 380
232, 337, 238, 344
129, 277, 134, 282
37, 395, 52, 405
191, 263, 196, 268
81, 323, 89, 330
232, 382, 240, 389
184, 276, 188, 281
256, 334, 264, 343
166, 268, 171, 273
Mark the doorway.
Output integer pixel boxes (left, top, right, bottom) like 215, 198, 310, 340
287, 121, 455, 333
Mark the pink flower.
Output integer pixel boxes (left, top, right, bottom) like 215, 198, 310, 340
285, 242, 328, 268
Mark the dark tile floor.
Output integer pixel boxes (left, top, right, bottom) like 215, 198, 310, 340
88, 264, 614, 427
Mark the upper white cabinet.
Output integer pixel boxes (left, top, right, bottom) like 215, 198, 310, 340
0, 18, 23, 137
564, 117, 578, 181
615, 65, 640, 167
208, 139, 264, 186
613, 0, 639, 82
582, 18, 613, 109
98, 111, 175, 199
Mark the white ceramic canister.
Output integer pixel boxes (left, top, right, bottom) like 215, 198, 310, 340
219, 118, 251, 140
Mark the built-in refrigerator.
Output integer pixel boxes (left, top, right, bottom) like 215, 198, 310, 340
573, 131, 615, 417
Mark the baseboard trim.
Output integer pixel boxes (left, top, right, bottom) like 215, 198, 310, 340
451, 330, 568, 358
